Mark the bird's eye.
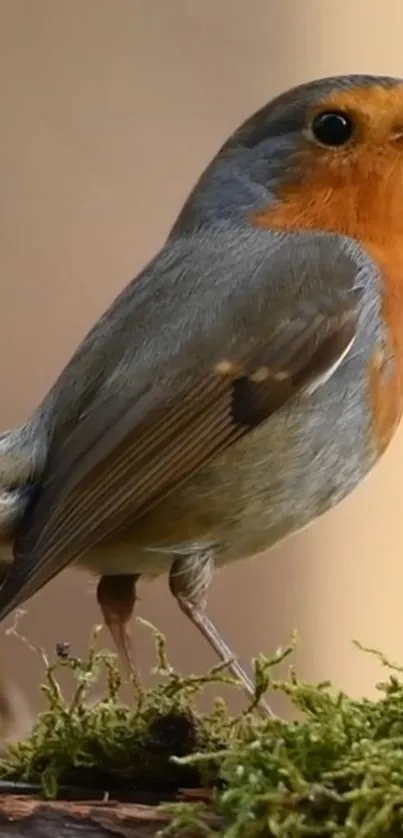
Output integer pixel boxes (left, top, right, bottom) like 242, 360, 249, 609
310, 111, 355, 147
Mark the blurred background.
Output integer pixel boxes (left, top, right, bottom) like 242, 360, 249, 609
0, 0, 403, 722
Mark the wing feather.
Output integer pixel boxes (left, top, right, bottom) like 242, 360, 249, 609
0, 234, 363, 616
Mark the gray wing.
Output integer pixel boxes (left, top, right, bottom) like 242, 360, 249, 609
0, 232, 363, 618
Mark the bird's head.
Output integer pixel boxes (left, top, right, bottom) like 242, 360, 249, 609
171, 74, 403, 250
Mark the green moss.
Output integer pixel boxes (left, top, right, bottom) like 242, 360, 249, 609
2, 624, 403, 836
164, 641, 403, 838
0, 619, 246, 797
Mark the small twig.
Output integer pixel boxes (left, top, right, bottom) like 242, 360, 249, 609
5, 609, 39, 655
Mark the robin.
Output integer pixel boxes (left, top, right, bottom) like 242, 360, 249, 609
0, 73, 401, 728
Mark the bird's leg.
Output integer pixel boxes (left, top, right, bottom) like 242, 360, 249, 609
169, 550, 275, 718
96, 573, 141, 688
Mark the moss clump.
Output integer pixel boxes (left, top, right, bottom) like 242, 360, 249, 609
165, 641, 403, 838
2, 626, 403, 837
0, 619, 247, 798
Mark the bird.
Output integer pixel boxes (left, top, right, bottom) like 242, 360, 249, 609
0, 72, 402, 727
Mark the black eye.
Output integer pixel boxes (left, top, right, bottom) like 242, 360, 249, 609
311, 111, 355, 147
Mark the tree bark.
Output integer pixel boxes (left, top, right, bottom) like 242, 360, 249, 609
0, 794, 219, 838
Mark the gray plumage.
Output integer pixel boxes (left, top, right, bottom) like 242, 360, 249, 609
0, 74, 399, 722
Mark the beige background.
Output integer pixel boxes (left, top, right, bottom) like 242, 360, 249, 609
0, 0, 402, 720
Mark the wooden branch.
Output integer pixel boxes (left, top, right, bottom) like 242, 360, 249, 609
0, 794, 220, 838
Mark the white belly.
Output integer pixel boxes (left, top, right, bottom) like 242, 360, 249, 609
76, 542, 179, 579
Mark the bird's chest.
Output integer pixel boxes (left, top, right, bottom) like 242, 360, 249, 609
364, 241, 403, 456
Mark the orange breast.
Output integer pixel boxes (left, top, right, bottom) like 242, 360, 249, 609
365, 243, 403, 453
253, 196, 403, 457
